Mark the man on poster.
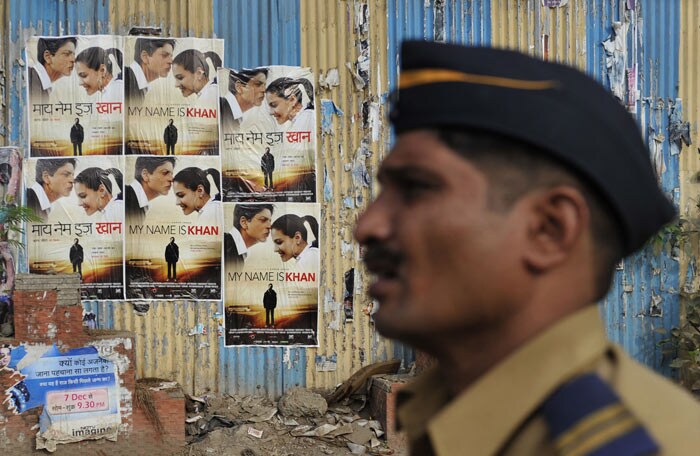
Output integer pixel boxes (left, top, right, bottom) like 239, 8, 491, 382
164, 119, 178, 155
124, 38, 175, 104
70, 118, 84, 156
224, 204, 274, 268
29, 37, 76, 103
26, 158, 76, 220
261, 147, 275, 191
263, 283, 277, 328
164, 237, 179, 281
220, 67, 268, 131
69, 238, 84, 279
125, 156, 176, 225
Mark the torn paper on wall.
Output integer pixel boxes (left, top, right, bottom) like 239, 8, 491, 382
668, 99, 691, 156
321, 99, 344, 135
651, 133, 666, 182
542, 0, 569, 6
315, 353, 338, 372
319, 68, 340, 90
602, 21, 628, 101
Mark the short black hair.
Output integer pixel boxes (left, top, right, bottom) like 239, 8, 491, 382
134, 38, 175, 64
37, 37, 77, 65
437, 128, 623, 301
35, 158, 76, 184
134, 156, 176, 183
233, 204, 273, 230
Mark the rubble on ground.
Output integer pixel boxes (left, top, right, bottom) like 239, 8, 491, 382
180, 391, 396, 456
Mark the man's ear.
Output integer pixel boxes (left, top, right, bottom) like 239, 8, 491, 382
522, 186, 589, 272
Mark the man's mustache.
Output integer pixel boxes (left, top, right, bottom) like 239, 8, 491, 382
362, 243, 402, 276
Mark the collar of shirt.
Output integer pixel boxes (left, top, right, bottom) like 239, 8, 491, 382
30, 182, 52, 212
225, 91, 244, 120
197, 81, 213, 98
129, 61, 150, 93
229, 227, 248, 259
34, 63, 53, 92
129, 180, 150, 211
197, 197, 216, 216
397, 305, 608, 456
295, 244, 313, 262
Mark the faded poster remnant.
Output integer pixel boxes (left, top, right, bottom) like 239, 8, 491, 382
669, 100, 691, 156
602, 22, 628, 102
1, 344, 121, 450
344, 268, 355, 323
542, 0, 569, 6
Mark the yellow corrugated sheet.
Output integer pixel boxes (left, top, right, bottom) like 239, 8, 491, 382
109, 0, 213, 37
301, 0, 395, 389
491, 0, 587, 70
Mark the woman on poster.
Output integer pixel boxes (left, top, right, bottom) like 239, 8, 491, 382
172, 49, 221, 106
73, 167, 124, 223
172, 167, 222, 226
75, 47, 124, 103
266, 77, 316, 135
270, 214, 319, 271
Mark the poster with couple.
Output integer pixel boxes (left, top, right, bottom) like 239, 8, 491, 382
219, 65, 317, 203
26, 35, 124, 157
123, 36, 224, 156
124, 155, 222, 300
25, 156, 124, 300
223, 202, 319, 346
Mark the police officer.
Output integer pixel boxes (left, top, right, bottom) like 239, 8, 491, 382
355, 41, 700, 455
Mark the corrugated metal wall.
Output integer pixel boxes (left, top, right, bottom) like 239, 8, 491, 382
591, 1, 681, 377
213, 0, 308, 398
1, 0, 695, 396
299, 0, 399, 390
491, 0, 587, 69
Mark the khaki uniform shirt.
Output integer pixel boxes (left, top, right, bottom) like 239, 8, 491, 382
397, 306, 700, 455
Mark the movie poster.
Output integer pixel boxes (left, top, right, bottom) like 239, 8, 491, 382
26, 35, 124, 157
1, 344, 121, 446
124, 37, 224, 155
219, 65, 317, 203
124, 155, 222, 300
25, 156, 124, 300
223, 202, 319, 346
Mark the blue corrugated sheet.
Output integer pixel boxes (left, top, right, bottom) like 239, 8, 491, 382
387, 0, 491, 93
213, 0, 300, 68
213, 0, 307, 396
588, 0, 681, 376
8, 0, 110, 145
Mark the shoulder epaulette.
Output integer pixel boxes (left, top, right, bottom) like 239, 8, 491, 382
541, 373, 659, 456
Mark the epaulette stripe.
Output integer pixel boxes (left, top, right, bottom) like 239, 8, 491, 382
542, 374, 659, 456
399, 68, 560, 91
554, 403, 628, 449
559, 415, 638, 456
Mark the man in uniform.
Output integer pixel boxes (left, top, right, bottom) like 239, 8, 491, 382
354, 41, 700, 455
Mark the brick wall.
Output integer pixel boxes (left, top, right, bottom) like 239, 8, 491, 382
0, 274, 185, 455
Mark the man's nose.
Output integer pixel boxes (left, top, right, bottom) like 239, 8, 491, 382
354, 196, 391, 246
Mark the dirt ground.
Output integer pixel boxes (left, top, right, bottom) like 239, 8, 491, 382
178, 392, 401, 456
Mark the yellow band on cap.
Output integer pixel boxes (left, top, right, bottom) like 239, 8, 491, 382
399, 68, 559, 90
